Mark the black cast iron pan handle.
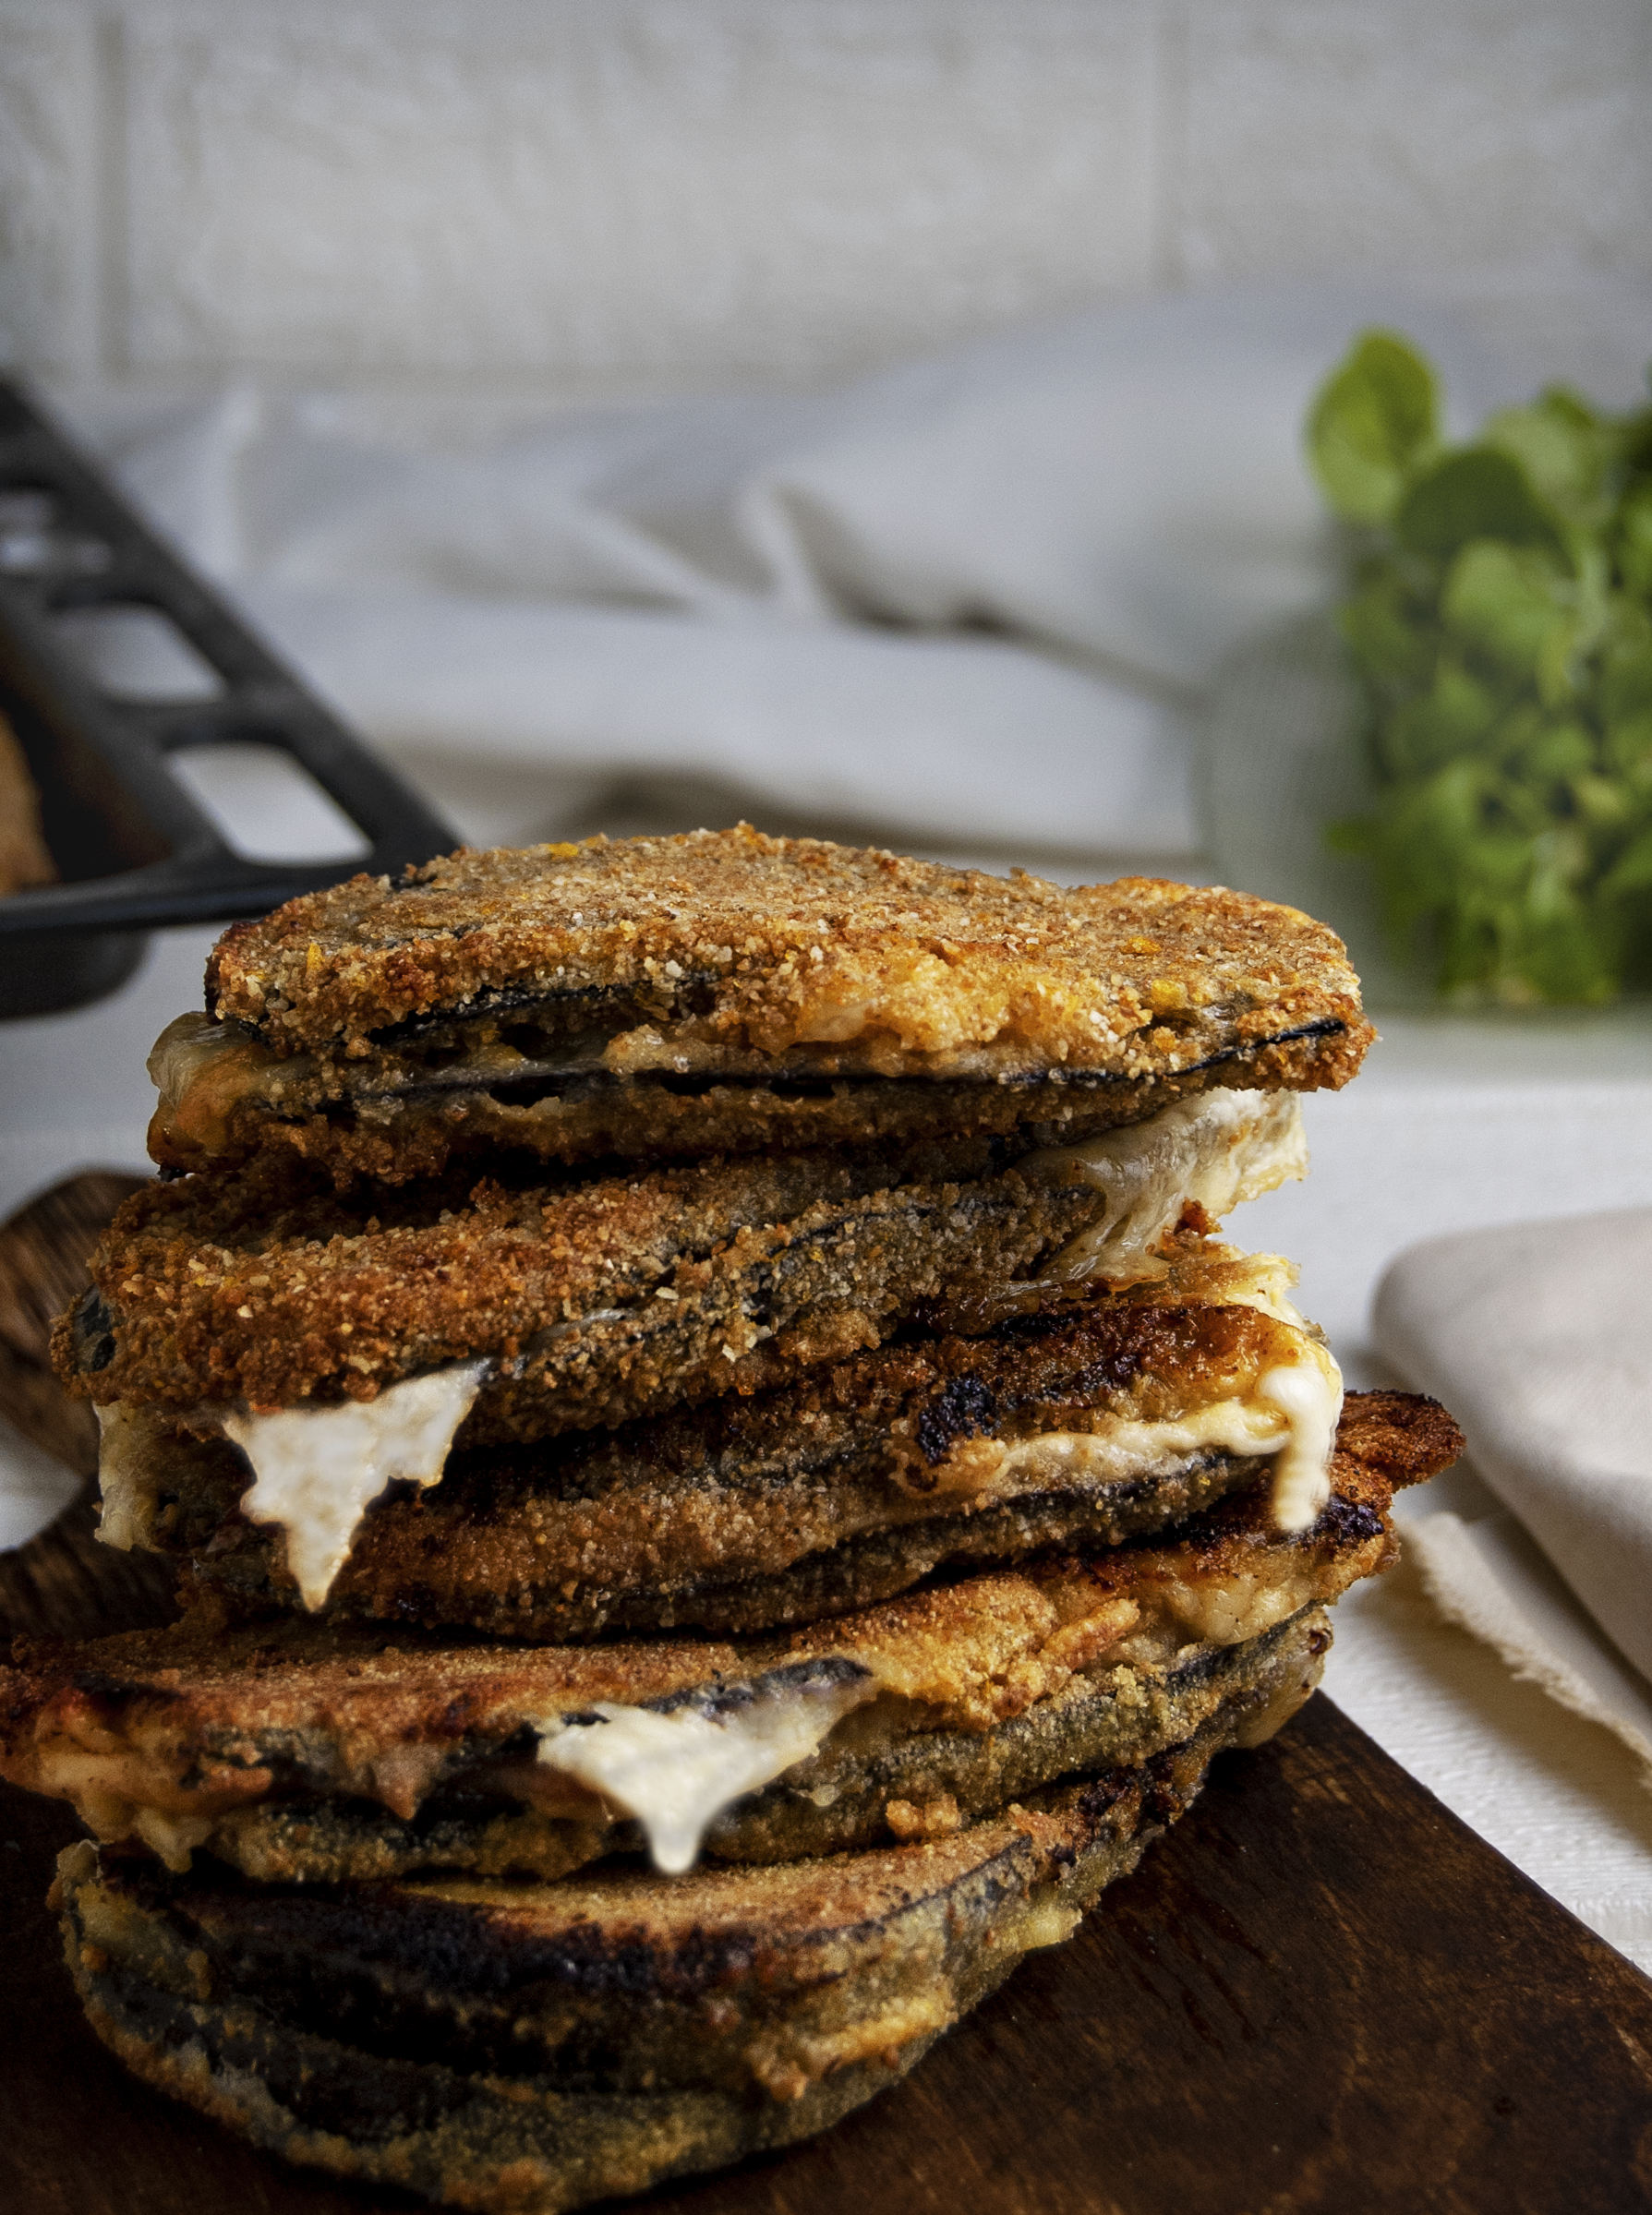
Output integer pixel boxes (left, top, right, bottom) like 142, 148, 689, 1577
0, 376, 456, 941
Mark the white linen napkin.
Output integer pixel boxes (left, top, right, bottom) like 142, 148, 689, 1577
1374, 1209, 1652, 1769
58, 286, 1510, 859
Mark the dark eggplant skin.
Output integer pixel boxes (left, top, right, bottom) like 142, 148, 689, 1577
175, 1611, 1331, 1886
56, 1667, 1308, 2214
148, 999, 1356, 1186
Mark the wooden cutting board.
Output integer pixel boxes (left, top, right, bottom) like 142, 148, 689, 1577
3, 1177, 1650, 2215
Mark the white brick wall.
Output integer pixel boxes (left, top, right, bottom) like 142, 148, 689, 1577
117, 0, 1160, 384
0, 7, 101, 376
1, 0, 1648, 393
1176, 0, 1652, 287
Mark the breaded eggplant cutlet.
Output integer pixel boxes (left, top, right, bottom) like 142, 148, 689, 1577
56, 829, 1372, 1624
102, 1239, 1350, 1633
147, 824, 1371, 1183
62, 1076, 1357, 1622
55, 1697, 1264, 2215
1, 1394, 1459, 1888
66, 1092, 1309, 1449
15, 825, 1439, 2215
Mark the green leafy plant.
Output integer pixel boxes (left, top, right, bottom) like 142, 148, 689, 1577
1307, 331, 1652, 1004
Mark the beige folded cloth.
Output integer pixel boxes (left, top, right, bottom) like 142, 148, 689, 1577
1401, 1509, 1652, 1777
1374, 1209, 1652, 1768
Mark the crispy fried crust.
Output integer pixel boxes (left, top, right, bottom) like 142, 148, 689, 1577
0, 1399, 1458, 1884
204, 827, 1372, 1083
56, 1691, 1287, 2214
213, 1613, 1329, 1884
1320, 1386, 1464, 1493
120, 1281, 1318, 1632
0, 1431, 1399, 1799
54, 1138, 1106, 1430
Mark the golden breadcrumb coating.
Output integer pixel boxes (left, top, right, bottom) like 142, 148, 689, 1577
205, 825, 1372, 1083
121, 1268, 1324, 1637
54, 1697, 1266, 2213
0, 1399, 1450, 1882
53, 1138, 1100, 1429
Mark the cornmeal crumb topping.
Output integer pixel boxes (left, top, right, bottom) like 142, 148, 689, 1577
206, 825, 1369, 1075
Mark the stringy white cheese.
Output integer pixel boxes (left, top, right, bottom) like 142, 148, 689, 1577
97, 1091, 1320, 1623
1254, 1354, 1344, 1533
922, 1330, 1341, 1535
532, 1667, 876, 1873
1020, 1089, 1308, 1284
147, 1010, 255, 1106
93, 1402, 159, 1552
222, 1362, 488, 1608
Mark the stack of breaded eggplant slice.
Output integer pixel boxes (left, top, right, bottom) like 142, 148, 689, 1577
6, 828, 1461, 2211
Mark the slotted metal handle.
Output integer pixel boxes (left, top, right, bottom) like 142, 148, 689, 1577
0, 376, 455, 939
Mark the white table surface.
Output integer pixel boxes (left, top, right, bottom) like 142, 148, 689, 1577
5, 916, 1652, 1971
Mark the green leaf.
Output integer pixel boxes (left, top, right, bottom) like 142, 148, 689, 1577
1564, 533, 1613, 649
1534, 618, 1585, 708
1516, 829, 1621, 1001
1483, 389, 1612, 521
1515, 720, 1596, 788
1606, 706, 1652, 776
1518, 920, 1620, 1004
1571, 773, 1634, 831
1304, 327, 1652, 1003
1397, 447, 1563, 559
1337, 570, 1436, 689
1377, 658, 1499, 777
1441, 540, 1574, 682
1600, 627, 1652, 726
1600, 825, 1652, 897
1616, 482, 1652, 597
1623, 395, 1652, 472
1307, 331, 1438, 524
1381, 759, 1501, 886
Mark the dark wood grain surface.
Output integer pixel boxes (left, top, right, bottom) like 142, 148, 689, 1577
3, 1177, 1650, 2214
0, 1168, 145, 1475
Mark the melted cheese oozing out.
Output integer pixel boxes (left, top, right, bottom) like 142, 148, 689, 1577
954, 1336, 1341, 1534
988, 1362, 1331, 1491
1257, 1353, 1344, 1532
223, 1362, 488, 1609
1020, 1089, 1308, 1284
148, 1011, 249, 1108
94, 1402, 158, 1551
534, 1668, 875, 1873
